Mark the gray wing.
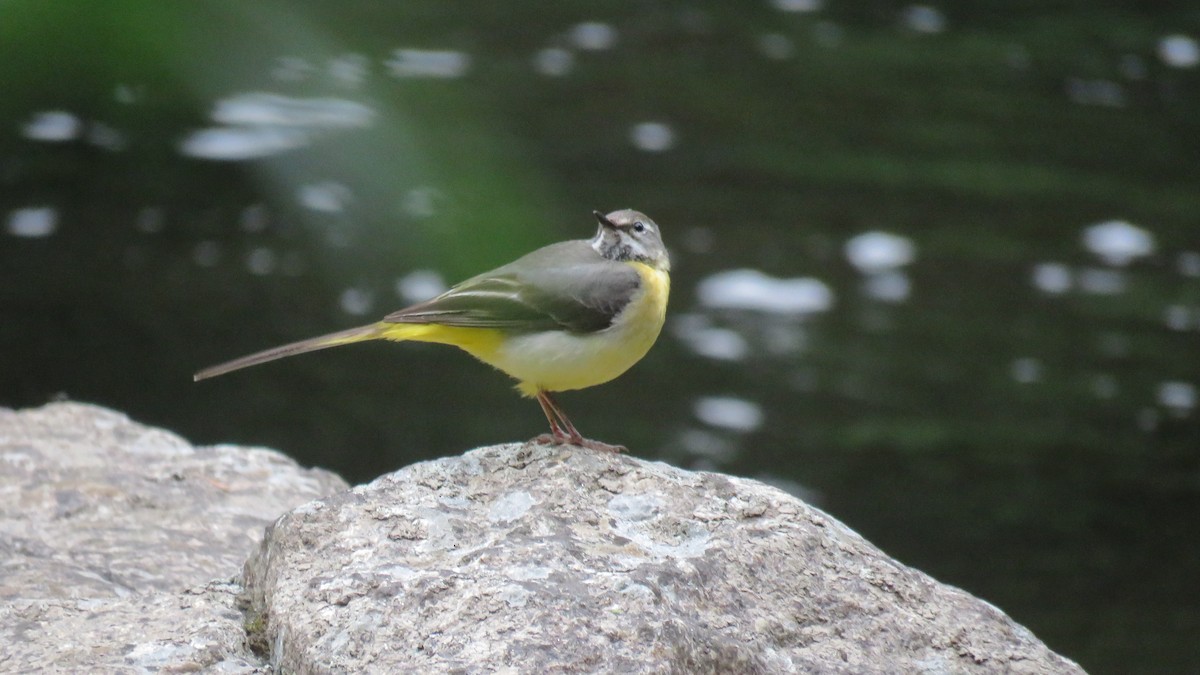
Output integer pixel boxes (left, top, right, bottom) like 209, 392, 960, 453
384, 241, 641, 334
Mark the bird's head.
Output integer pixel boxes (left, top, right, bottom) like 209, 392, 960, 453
590, 209, 670, 272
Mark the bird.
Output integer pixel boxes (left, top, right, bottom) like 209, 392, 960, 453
194, 208, 671, 452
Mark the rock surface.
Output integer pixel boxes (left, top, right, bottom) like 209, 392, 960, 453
244, 443, 1085, 674
0, 403, 1083, 673
0, 402, 348, 672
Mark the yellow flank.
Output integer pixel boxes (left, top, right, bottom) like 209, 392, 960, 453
372, 261, 670, 398
375, 322, 508, 355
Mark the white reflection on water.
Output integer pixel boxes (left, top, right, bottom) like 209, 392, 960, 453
246, 247, 277, 276
758, 33, 794, 60
694, 396, 764, 432
403, 186, 442, 219
1031, 262, 1072, 294
1159, 34, 1199, 69
298, 182, 352, 213
671, 314, 749, 361
329, 53, 369, 86
21, 111, 81, 142
845, 231, 915, 302
630, 122, 675, 152
697, 269, 834, 314
339, 287, 374, 316
863, 271, 911, 302
180, 127, 309, 161
1158, 381, 1197, 414
845, 231, 915, 274
6, 207, 57, 238
571, 22, 617, 51
1163, 305, 1194, 331
678, 428, 738, 463
534, 48, 574, 77
1010, 357, 1042, 384
1082, 219, 1155, 266
386, 49, 470, 78
213, 93, 374, 128
1078, 267, 1126, 295
771, 0, 822, 12
395, 270, 447, 303
114, 84, 140, 105
1177, 251, 1200, 277
181, 93, 375, 161
901, 5, 946, 34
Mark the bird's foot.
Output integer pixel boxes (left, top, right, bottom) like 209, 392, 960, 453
529, 433, 626, 453
578, 438, 627, 453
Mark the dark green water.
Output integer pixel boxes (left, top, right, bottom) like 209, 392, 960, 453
3, 2, 1198, 671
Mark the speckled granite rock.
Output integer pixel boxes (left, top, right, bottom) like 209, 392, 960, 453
0, 402, 348, 672
244, 443, 1085, 674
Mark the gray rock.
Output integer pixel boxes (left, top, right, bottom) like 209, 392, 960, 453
244, 443, 1085, 674
0, 403, 1083, 673
0, 402, 348, 672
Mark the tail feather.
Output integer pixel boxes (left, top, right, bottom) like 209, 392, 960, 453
193, 323, 384, 381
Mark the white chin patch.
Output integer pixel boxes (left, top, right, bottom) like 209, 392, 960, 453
592, 231, 648, 261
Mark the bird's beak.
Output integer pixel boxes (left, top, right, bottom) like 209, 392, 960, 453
593, 210, 617, 230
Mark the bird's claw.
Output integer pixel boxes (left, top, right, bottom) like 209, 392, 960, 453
529, 433, 626, 453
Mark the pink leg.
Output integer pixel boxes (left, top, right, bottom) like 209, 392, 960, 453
533, 392, 567, 445
532, 391, 626, 453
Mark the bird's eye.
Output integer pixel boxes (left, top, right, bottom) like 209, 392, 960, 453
633, 221, 646, 233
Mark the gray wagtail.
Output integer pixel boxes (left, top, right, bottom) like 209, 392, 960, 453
194, 209, 670, 452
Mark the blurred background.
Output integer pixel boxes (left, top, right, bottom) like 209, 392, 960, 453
2, 1, 1197, 671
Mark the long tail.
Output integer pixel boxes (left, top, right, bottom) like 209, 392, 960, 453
193, 323, 384, 381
